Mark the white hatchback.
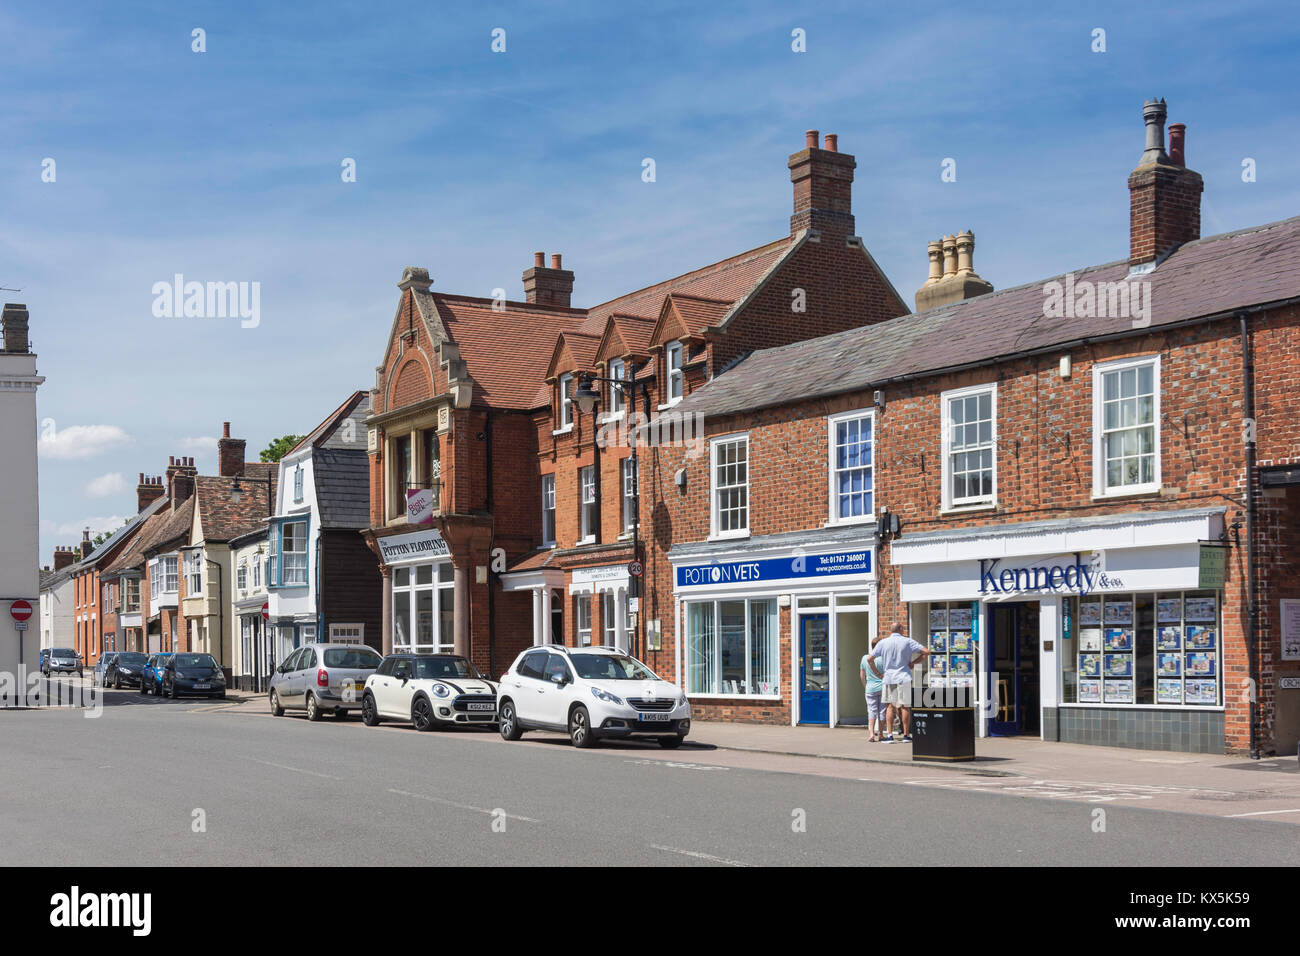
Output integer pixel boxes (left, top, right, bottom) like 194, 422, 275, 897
362, 653, 498, 731
497, 646, 691, 748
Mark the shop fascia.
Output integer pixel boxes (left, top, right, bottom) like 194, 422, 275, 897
979, 556, 1116, 597
674, 547, 874, 593
377, 527, 450, 565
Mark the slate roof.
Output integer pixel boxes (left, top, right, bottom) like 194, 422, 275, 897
195, 474, 280, 542
668, 215, 1300, 420
288, 391, 370, 455
313, 447, 370, 529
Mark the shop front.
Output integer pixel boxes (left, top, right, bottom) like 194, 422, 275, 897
890, 507, 1230, 753
377, 527, 456, 655
669, 528, 877, 727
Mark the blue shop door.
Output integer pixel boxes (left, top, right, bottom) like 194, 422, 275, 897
799, 615, 831, 725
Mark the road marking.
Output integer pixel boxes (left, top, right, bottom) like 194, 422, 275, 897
904, 777, 1242, 803
627, 759, 730, 771
1225, 807, 1300, 818
650, 844, 752, 867
386, 788, 538, 822
244, 757, 342, 780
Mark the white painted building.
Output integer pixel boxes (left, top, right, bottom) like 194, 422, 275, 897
1, 304, 44, 684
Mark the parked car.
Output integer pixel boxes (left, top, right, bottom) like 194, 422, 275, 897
269, 643, 383, 721
38, 649, 51, 674
105, 651, 150, 689
361, 654, 498, 731
139, 653, 173, 695
44, 647, 83, 677
497, 645, 691, 749
91, 653, 118, 686
160, 653, 227, 699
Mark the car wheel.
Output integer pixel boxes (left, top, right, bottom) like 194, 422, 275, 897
412, 696, 435, 732
269, 690, 284, 717
658, 735, 684, 749
569, 705, 596, 749
361, 693, 380, 726
305, 693, 321, 722
498, 699, 523, 740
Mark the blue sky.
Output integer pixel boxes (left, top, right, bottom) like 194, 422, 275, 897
6, 0, 1298, 562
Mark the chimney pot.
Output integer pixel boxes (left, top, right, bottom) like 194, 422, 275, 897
522, 252, 574, 308
223, 421, 231, 438
169, 456, 175, 466
805, 130, 819, 149
1168, 123, 1186, 166
941, 235, 958, 278
534, 251, 545, 267
2, 303, 31, 354
551, 253, 562, 270
924, 241, 944, 286
824, 133, 837, 152
915, 231, 993, 311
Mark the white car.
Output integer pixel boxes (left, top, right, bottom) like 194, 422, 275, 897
497, 645, 691, 749
361, 653, 498, 731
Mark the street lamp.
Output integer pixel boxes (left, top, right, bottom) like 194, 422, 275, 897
230, 473, 274, 517
573, 368, 652, 659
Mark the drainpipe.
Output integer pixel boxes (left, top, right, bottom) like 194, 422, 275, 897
1239, 312, 1260, 760
485, 413, 495, 676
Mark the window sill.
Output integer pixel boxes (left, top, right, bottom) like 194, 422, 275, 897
690, 693, 783, 702
576, 536, 596, 546
940, 501, 997, 516
658, 400, 683, 411
552, 425, 574, 437
707, 531, 751, 543
1091, 485, 1162, 502
598, 412, 626, 425
824, 516, 879, 528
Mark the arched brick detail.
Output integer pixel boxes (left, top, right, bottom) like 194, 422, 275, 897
391, 357, 432, 408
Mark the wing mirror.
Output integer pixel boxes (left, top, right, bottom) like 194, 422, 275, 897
550, 671, 567, 686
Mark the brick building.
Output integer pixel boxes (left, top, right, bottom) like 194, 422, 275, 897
641, 99, 1300, 756
363, 132, 907, 678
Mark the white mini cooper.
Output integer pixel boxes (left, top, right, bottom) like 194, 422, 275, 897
361, 653, 498, 731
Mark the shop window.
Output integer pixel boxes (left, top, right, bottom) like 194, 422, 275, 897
686, 598, 778, 696
1063, 590, 1220, 707
828, 410, 874, 522
541, 474, 556, 546
579, 466, 597, 542
1093, 356, 1160, 496
392, 561, 455, 654
710, 435, 749, 538
941, 385, 995, 508
576, 594, 592, 646
923, 602, 978, 689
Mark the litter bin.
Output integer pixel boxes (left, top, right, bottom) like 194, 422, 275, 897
911, 707, 975, 762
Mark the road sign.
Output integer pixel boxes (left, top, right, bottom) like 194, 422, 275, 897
261, 601, 270, 621
14, 622, 28, 631
627, 560, 643, 578
9, 600, 33, 622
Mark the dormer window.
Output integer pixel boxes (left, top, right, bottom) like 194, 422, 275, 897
558, 373, 574, 429
665, 342, 684, 403
608, 359, 626, 416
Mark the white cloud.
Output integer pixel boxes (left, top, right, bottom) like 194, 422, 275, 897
84, 472, 128, 499
40, 515, 130, 538
178, 436, 218, 452
38, 424, 132, 460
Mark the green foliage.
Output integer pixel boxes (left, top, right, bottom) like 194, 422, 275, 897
259, 435, 305, 463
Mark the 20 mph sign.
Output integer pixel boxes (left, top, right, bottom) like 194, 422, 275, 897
9, 600, 33, 622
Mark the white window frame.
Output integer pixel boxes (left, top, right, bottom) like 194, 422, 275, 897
281, 521, 308, 586
236, 562, 248, 592
185, 550, 203, 596
1092, 355, 1161, 498
621, 457, 638, 535
826, 408, 876, 525
607, 359, 626, 417
162, 555, 178, 594
578, 465, 597, 543
664, 341, 684, 405
293, 465, 304, 503
940, 385, 997, 511
576, 594, 592, 646
709, 434, 750, 540
556, 373, 574, 432
328, 623, 365, 644
602, 591, 617, 647
541, 474, 557, 547
391, 562, 454, 654
685, 597, 780, 698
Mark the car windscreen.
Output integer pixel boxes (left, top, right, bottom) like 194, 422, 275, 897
323, 647, 382, 669
116, 654, 148, 665
173, 654, 216, 668
413, 657, 481, 680
53, 648, 76, 656
570, 654, 659, 681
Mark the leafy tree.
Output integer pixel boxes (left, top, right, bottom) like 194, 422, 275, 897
259, 435, 305, 463
92, 518, 131, 548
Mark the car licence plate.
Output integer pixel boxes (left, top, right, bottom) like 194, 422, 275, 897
194, 683, 211, 690
467, 701, 495, 711
639, 712, 671, 721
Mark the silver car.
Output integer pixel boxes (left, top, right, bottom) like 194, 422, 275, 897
268, 643, 383, 721
45, 647, 83, 677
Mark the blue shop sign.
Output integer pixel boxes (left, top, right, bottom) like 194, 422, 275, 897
676, 549, 872, 589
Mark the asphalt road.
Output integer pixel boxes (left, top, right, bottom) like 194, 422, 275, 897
3, 685, 1298, 866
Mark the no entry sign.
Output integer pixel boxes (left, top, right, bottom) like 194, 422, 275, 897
261, 601, 270, 621
9, 600, 33, 623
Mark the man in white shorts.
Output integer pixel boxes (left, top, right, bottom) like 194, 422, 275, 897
866, 621, 928, 742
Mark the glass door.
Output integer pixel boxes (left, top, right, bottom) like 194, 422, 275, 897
799, 614, 831, 724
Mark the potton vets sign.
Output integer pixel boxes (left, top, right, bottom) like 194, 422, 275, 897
676, 549, 872, 588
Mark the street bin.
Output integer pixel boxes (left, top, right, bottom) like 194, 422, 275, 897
911, 707, 975, 762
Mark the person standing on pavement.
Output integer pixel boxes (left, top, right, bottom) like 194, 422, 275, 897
860, 635, 886, 742
866, 621, 928, 742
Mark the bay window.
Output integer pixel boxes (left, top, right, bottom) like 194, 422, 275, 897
280, 521, 308, 586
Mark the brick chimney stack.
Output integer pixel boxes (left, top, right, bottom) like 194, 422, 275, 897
1128, 98, 1203, 269
168, 456, 197, 510
522, 251, 575, 308
217, 422, 247, 477
80, 528, 93, 560
137, 473, 165, 512
2, 303, 30, 353
53, 546, 76, 571
789, 130, 856, 239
